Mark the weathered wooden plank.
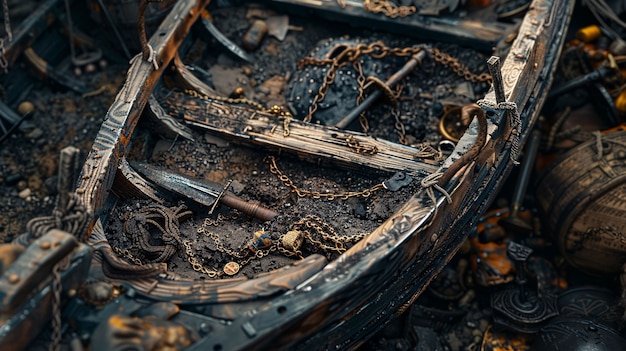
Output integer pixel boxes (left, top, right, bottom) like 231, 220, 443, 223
162, 92, 440, 174
2, 0, 61, 66
74, 0, 211, 240
269, 0, 513, 50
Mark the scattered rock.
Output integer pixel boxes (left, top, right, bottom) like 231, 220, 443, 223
17, 180, 27, 191
203, 133, 229, 147
26, 128, 44, 140
28, 175, 43, 192
229, 180, 245, 195
4, 173, 23, 186
18, 188, 31, 199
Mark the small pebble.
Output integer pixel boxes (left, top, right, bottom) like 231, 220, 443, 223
26, 128, 44, 140
18, 188, 31, 199
17, 180, 27, 190
17, 101, 35, 115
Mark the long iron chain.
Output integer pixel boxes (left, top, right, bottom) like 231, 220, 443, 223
298, 42, 491, 130
430, 47, 493, 84
188, 213, 367, 278
112, 246, 144, 266
0, 0, 12, 73
183, 89, 294, 134
291, 215, 367, 253
298, 42, 425, 124
266, 156, 385, 199
50, 256, 70, 351
362, 0, 417, 18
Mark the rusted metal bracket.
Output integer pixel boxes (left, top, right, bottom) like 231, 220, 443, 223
74, 0, 212, 241
0, 230, 91, 351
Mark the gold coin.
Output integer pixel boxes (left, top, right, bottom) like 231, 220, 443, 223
223, 261, 240, 275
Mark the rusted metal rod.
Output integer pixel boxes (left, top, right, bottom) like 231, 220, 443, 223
487, 56, 506, 103
335, 50, 426, 129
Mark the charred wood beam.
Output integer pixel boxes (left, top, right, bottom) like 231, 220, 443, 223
268, 0, 512, 50
23, 47, 91, 94
162, 92, 440, 174
2, 0, 64, 66
74, 0, 212, 241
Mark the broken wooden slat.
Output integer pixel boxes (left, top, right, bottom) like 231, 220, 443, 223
74, 0, 211, 240
162, 92, 440, 174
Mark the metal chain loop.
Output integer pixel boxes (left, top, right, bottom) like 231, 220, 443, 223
183, 89, 295, 128
50, 256, 70, 351
112, 246, 144, 266
266, 156, 385, 199
0, 0, 12, 74
184, 240, 222, 278
430, 48, 493, 84
345, 135, 379, 154
362, 0, 417, 18
289, 215, 367, 254
298, 43, 491, 129
2, 0, 10, 43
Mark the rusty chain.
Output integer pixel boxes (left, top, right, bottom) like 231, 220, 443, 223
187, 212, 368, 278
112, 246, 144, 266
0, 0, 10, 73
184, 240, 223, 278
298, 42, 427, 125
184, 89, 295, 135
50, 256, 70, 351
267, 156, 385, 199
292, 215, 367, 252
430, 47, 493, 84
363, 0, 417, 18
298, 42, 491, 133
345, 135, 380, 154
392, 108, 408, 145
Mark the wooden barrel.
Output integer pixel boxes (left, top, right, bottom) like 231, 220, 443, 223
537, 130, 626, 275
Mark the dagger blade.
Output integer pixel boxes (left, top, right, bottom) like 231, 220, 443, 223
132, 162, 278, 221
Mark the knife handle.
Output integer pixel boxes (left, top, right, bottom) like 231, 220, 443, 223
221, 193, 278, 222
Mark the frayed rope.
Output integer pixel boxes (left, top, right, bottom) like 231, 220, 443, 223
477, 99, 521, 165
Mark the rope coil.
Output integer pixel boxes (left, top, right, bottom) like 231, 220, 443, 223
477, 99, 521, 165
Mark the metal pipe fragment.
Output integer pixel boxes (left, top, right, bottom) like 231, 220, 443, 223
335, 50, 426, 129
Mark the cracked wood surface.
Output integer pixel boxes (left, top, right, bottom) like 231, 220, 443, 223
73, 0, 211, 240
162, 92, 440, 175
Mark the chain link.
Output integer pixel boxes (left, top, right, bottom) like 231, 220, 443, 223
266, 156, 385, 199
298, 43, 491, 129
392, 108, 408, 145
345, 135, 380, 154
430, 47, 493, 84
362, 0, 417, 18
113, 246, 144, 266
1, 0, 10, 43
50, 256, 70, 351
0, 0, 11, 74
184, 240, 222, 278
188, 213, 370, 278
289, 215, 368, 254
298, 42, 424, 126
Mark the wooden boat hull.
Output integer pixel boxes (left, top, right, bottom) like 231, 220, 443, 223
20, 0, 574, 349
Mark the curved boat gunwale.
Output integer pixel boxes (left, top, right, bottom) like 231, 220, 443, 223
207, 0, 573, 349
72, 0, 574, 349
